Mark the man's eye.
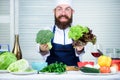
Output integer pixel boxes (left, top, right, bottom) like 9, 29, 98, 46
56, 8, 62, 11
65, 8, 71, 11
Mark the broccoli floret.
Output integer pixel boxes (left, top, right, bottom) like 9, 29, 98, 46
36, 30, 54, 49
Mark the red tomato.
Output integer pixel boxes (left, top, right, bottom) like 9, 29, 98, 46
77, 62, 86, 68
112, 60, 120, 71
77, 62, 94, 68
100, 66, 111, 73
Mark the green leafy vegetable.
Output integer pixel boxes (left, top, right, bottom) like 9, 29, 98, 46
68, 25, 96, 46
36, 30, 54, 49
40, 62, 66, 74
0, 52, 17, 70
7, 59, 29, 72
68, 25, 89, 40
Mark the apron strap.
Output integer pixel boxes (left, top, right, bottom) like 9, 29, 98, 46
52, 25, 56, 33
51, 25, 56, 43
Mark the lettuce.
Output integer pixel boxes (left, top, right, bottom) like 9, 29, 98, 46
68, 25, 89, 40
7, 59, 29, 72
0, 52, 17, 70
68, 25, 96, 46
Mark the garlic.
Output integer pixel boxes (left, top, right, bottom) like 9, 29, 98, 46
110, 66, 117, 73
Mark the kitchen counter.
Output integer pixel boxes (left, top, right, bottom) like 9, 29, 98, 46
0, 71, 120, 80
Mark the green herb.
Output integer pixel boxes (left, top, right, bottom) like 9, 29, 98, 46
40, 62, 66, 74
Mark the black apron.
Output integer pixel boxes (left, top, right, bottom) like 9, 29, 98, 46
46, 26, 79, 66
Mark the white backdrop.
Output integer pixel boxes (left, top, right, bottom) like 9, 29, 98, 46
0, 0, 120, 63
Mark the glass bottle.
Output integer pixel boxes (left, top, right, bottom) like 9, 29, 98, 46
12, 34, 22, 60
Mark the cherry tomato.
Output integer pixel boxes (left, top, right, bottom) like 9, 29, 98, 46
100, 66, 111, 73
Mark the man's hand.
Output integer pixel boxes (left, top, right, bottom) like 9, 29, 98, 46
40, 44, 49, 52
75, 46, 84, 52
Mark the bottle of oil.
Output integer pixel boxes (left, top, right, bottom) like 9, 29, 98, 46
12, 34, 22, 60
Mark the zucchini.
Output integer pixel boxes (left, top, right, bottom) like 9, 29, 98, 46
80, 67, 100, 73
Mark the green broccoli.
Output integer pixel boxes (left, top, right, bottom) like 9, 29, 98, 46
36, 30, 54, 49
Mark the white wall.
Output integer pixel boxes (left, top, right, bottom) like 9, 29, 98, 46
0, 0, 10, 44
0, 0, 120, 63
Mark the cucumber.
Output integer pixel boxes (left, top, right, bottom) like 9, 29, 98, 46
80, 67, 100, 73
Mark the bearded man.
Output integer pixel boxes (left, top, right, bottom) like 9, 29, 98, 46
39, 0, 85, 66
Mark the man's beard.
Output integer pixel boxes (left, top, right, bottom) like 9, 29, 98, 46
55, 15, 73, 29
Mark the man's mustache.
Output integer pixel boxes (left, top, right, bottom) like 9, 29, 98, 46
58, 15, 69, 19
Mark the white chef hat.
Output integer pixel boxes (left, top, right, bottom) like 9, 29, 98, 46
55, 0, 73, 9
